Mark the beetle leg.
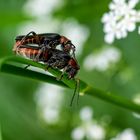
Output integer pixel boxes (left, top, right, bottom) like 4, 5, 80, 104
24, 64, 30, 69
56, 66, 67, 81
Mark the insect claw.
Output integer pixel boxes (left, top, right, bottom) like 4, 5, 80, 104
24, 64, 30, 69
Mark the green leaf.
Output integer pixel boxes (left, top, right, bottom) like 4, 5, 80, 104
0, 56, 140, 114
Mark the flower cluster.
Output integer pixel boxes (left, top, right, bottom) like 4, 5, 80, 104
83, 46, 121, 71
35, 84, 64, 124
102, 0, 140, 44
111, 128, 137, 140
71, 107, 105, 140
71, 106, 137, 140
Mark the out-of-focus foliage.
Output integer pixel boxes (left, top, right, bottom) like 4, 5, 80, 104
0, 0, 140, 140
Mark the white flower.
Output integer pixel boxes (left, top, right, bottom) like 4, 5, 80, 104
35, 84, 64, 124
109, 0, 139, 15
71, 127, 85, 140
111, 128, 137, 140
102, 0, 140, 44
23, 0, 62, 17
83, 46, 121, 71
61, 19, 89, 56
71, 123, 105, 140
71, 106, 105, 140
87, 124, 105, 140
80, 107, 93, 122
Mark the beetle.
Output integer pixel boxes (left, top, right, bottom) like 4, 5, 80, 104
13, 31, 76, 58
14, 44, 80, 79
14, 44, 80, 105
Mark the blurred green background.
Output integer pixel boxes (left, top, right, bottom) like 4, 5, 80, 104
0, 0, 140, 140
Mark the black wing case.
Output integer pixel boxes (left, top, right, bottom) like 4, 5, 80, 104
15, 33, 61, 41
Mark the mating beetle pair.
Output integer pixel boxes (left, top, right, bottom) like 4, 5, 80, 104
13, 31, 79, 79
13, 31, 80, 105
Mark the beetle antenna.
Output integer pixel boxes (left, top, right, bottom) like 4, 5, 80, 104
70, 78, 80, 106
70, 79, 77, 106
19, 31, 36, 45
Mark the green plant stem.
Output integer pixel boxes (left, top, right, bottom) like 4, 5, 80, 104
84, 87, 140, 113
0, 59, 68, 88
1, 56, 82, 89
0, 56, 140, 113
